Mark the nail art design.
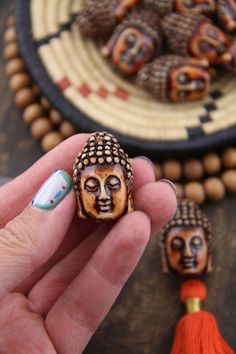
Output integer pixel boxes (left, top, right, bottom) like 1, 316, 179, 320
32, 170, 72, 210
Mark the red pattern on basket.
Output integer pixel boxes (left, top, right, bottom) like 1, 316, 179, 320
57, 78, 129, 100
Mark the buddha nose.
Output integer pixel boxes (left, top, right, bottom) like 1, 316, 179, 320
183, 241, 193, 257
98, 184, 109, 201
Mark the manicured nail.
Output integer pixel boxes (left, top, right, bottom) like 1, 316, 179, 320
32, 170, 72, 210
159, 179, 177, 195
135, 156, 156, 172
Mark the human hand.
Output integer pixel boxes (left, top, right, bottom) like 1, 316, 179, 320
0, 134, 176, 354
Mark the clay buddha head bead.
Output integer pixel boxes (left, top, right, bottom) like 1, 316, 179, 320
162, 13, 230, 64
136, 55, 210, 102
73, 132, 134, 221
216, 0, 236, 33
160, 199, 212, 276
102, 10, 162, 75
77, 0, 140, 38
142, 0, 215, 17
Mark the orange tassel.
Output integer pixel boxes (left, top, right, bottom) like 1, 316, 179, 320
171, 280, 235, 354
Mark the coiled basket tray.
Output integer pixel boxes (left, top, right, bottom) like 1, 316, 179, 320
15, 0, 236, 159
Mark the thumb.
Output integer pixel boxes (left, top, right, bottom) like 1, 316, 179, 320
0, 170, 74, 301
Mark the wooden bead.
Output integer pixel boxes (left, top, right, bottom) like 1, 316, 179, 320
221, 170, 236, 193
204, 177, 225, 201
183, 159, 203, 181
3, 42, 19, 60
154, 164, 163, 180
32, 85, 41, 96
15, 88, 37, 109
41, 97, 51, 110
41, 132, 64, 152
203, 153, 221, 175
31, 118, 53, 140
175, 183, 184, 199
7, 16, 16, 27
4, 26, 17, 43
162, 160, 182, 182
50, 109, 63, 125
222, 148, 236, 168
60, 121, 77, 138
23, 104, 44, 125
9, 73, 31, 93
5, 58, 26, 77
184, 182, 205, 205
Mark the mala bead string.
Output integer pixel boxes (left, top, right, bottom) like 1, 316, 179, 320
4, 15, 77, 153
155, 148, 236, 204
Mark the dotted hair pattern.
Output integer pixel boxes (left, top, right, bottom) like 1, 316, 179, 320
162, 13, 209, 55
77, 0, 119, 38
114, 9, 162, 49
136, 55, 208, 101
73, 132, 133, 192
160, 198, 212, 242
142, 0, 174, 17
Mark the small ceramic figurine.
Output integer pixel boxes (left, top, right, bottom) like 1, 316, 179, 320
136, 55, 210, 102
162, 13, 230, 64
102, 10, 162, 75
73, 132, 134, 221
141, 0, 216, 17
216, 0, 236, 33
77, 0, 139, 38
160, 199, 212, 276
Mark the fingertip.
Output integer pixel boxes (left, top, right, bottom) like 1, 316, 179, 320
134, 181, 177, 237
132, 156, 156, 191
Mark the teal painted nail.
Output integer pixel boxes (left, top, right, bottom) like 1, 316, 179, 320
32, 170, 72, 210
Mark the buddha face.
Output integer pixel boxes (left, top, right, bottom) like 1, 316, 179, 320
164, 226, 209, 275
111, 27, 155, 75
190, 23, 229, 64
78, 164, 129, 221
175, 0, 215, 14
217, 0, 236, 32
169, 64, 210, 102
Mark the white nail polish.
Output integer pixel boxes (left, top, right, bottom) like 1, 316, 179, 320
32, 170, 72, 210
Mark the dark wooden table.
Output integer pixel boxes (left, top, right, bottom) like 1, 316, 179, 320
1, 1, 236, 353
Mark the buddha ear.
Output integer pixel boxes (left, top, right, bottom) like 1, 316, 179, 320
160, 241, 170, 273
76, 191, 87, 219
206, 253, 213, 273
127, 193, 134, 212
101, 27, 123, 57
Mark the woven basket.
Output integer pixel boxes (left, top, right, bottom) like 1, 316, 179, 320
15, 0, 236, 159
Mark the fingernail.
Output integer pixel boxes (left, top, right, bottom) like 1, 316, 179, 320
32, 170, 72, 210
159, 179, 177, 196
135, 156, 156, 172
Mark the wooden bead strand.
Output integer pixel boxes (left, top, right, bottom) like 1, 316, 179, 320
4, 15, 78, 153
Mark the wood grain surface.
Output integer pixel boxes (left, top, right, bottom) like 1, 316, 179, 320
0, 1, 236, 353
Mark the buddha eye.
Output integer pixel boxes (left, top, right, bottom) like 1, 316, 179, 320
178, 73, 189, 84
106, 175, 121, 190
184, 0, 194, 8
125, 33, 136, 47
199, 40, 212, 52
85, 178, 99, 192
191, 236, 203, 249
171, 237, 185, 251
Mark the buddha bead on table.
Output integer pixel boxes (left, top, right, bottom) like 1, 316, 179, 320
160, 199, 212, 276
